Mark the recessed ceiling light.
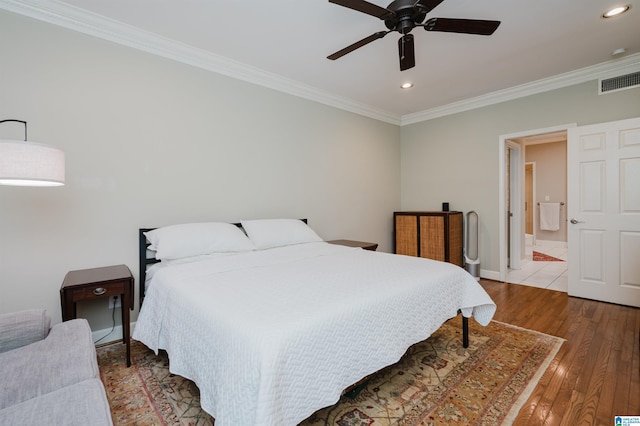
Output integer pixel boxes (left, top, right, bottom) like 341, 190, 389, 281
602, 5, 630, 18
401, 82, 414, 89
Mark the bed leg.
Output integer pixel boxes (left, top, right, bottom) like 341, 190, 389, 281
462, 316, 469, 348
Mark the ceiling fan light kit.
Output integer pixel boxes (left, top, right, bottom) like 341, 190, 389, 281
327, 0, 501, 71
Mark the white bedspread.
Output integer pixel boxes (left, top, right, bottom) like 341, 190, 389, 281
133, 242, 496, 426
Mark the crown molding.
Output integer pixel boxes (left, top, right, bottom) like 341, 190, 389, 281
0, 0, 401, 125
1, 0, 638, 127
401, 53, 640, 125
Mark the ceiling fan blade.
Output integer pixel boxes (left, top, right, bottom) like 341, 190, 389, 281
329, 0, 394, 20
398, 34, 415, 71
328, 31, 390, 60
414, 0, 445, 15
424, 18, 500, 35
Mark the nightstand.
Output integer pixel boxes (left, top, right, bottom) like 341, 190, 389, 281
327, 239, 378, 251
60, 264, 134, 367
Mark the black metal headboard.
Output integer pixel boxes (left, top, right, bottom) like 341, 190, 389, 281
138, 228, 159, 309
138, 219, 307, 309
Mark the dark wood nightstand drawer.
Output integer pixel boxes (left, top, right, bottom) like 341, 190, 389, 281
70, 282, 126, 302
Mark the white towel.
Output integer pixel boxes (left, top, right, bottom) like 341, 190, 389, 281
540, 202, 560, 231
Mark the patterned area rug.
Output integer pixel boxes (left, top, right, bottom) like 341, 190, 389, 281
532, 251, 565, 262
97, 319, 563, 425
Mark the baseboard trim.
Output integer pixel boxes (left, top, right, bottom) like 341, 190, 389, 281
480, 269, 501, 281
92, 321, 137, 346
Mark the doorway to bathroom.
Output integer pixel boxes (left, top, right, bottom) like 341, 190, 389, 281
500, 125, 570, 291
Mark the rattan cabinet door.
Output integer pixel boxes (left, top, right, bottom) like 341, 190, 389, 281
395, 214, 419, 256
394, 211, 463, 266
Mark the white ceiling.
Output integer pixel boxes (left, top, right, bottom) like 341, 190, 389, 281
2, 0, 640, 124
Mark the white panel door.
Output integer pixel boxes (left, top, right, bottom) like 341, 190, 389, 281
567, 117, 640, 307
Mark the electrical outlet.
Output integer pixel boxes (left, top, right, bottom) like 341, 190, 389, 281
108, 295, 121, 309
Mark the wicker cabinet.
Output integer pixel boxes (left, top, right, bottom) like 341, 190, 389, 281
394, 211, 463, 266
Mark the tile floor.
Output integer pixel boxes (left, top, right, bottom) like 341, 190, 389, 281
506, 235, 568, 292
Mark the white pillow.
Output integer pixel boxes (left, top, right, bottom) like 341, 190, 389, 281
241, 219, 323, 250
145, 222, 255, 260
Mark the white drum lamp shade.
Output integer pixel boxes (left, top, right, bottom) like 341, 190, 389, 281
0, 119, 65, 187
0, 140, 65, 186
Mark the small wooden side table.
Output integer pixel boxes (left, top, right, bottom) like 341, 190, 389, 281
327, 239, 378, 251
60, 264, 134, 367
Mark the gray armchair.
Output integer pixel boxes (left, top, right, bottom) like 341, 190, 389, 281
0, 309, 51, 353
0, 309, 113, 425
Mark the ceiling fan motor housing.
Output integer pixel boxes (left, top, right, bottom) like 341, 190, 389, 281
384, 0, 427, 34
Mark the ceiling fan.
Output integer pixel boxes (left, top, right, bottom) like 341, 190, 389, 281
327, 0, 501, 71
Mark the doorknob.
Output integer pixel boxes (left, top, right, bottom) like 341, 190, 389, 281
570, 218, 584, 224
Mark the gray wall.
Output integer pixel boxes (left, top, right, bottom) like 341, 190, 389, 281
0, 11, 401, 329
401, 82, 640, 275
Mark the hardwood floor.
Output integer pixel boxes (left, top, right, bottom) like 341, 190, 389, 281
479, 279, 640, 425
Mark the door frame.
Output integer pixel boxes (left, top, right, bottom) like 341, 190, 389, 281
525, 161, 536, 242
498, 123, 576, 282
507, 140, 523, 271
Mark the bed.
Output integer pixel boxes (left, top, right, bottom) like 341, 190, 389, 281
132, 219, 496, 426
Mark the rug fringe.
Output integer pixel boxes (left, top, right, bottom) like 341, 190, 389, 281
495, 321, 565, 425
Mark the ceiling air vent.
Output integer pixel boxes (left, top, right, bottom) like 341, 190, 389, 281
599, 71, 640, 94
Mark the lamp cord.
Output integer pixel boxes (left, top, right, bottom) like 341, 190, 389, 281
94, 300, 117, 345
